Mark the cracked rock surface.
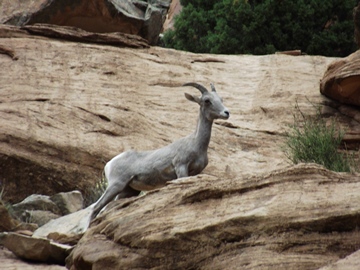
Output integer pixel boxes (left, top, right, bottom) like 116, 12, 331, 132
67, 164, 360, 269
2, 23, 360, 269
0, 24, 343, 204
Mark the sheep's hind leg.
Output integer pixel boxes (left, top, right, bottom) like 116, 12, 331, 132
90, 181, 127, 220
115, 185, 141, 200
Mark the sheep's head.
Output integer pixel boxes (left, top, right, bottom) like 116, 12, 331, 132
183, 82, 230, 121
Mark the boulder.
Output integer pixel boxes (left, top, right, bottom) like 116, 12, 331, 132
10, 191, 83, 227
320, 50, 360, 106
50, 190, 83, 215
20, 210, 60, 227
0, 0, 172, 45
0, 201, 19, 232
0, 232, 72, 265
33, 207, 93, 238
66, 164, 360, 269
12, 194, 61, 216
0, 246, 66, 270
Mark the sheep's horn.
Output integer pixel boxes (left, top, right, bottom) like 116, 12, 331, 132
182, 82, 208, 94
210, 83, 216, 92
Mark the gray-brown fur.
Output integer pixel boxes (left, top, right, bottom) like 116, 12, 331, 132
90, 82, 230, 220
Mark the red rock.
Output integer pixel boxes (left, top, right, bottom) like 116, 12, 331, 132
320, 50, 360, 106
0, 0, 171, 45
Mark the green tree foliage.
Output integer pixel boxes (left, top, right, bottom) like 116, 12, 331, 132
163, 0, 358, 56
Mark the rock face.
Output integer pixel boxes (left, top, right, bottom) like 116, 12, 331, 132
0, 0, 171, 44
163, 0, 182, 31
0, 23, 342, 204
320, 50, 360, 106
67, 164, 360, 269
2, 23, 360, 268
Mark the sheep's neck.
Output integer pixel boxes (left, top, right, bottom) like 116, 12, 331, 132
194, 110, 212, 151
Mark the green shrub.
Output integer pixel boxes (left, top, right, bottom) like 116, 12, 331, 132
163, 0, 357, 56
284, 103, 354, 172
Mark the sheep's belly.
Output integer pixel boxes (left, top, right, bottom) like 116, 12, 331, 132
129, 165, 177, 191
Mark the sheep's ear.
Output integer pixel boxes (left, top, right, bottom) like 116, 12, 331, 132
185, 93, 201, 104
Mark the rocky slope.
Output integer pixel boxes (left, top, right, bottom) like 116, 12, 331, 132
68, 164, 360, 269
1, 24, 360, 269
0, 24, 340, 203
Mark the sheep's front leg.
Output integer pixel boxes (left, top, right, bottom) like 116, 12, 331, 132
175, 164, 189, 179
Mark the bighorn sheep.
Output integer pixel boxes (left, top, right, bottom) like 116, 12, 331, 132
90, 82, 230, 220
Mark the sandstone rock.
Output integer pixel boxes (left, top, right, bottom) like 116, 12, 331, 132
0, 201, 19, 232
50, 190, 83, 215
0, 232, 72, 265
320, 50, 360, 106
0, 246, 66, 270
47, 232, 83, 246
0, 0, 171, 45
33, 207, 93, 238
15, 222, 39, 232
2, 22, 360, 269
275, 49, 302, 56
14, 230, 34, 236
67, 164, 360, 269
163, 0, 182, 31
22, 23, 149, 49
12, 194, 61, 216
21, 210, 60, 227
0, 24, 340, 203
319, 249, 360, 270
9, 188, 83, 229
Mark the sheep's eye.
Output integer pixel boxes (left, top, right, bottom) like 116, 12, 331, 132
204, 99, 211, 105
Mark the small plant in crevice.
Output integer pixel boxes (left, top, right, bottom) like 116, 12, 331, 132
83, 172, 108, 207
0, 185, 17, 219
284, 101, 355, 173
0, 186, 5, 202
